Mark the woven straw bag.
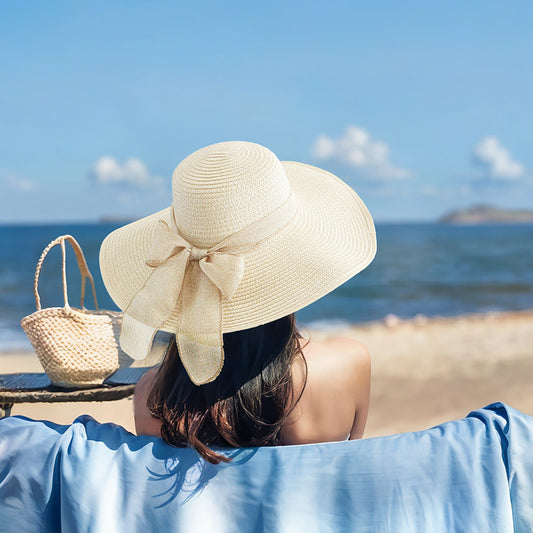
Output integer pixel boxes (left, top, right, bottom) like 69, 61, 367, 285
20, 235, 122, 388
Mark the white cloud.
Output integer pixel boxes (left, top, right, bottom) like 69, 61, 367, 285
312, 126, 411, 179
90, 156, 156, 186
1, 171, 38, 192
472, 136, 525, 180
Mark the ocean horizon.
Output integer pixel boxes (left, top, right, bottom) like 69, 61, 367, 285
1, 222, 532, 351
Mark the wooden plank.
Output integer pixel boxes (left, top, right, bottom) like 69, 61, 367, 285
0, 367, 151, 391
0, 384, 136, 403
0, 367, 152, 404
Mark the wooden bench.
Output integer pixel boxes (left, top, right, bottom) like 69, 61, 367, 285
0, 367, 151, 418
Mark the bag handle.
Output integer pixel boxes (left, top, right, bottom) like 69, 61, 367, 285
33, 235, 99, 311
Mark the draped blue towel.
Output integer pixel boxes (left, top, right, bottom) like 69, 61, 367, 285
0, 402, 532, 532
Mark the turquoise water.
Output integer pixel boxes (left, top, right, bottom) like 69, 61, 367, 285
1, 222, 532, 350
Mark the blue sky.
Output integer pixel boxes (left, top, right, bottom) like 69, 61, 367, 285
1, 1, 532, 223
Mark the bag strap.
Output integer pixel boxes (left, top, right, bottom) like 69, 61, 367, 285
33, 235, 99, 311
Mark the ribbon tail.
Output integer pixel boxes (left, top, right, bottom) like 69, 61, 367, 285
121, 249, 189, 360
176, 263, 225, 385
120, 313, 158, 361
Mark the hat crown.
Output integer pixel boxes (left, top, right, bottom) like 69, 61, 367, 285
172, 141, 291, 248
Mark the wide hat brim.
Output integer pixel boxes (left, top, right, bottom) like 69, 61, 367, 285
99, 160, 376, 343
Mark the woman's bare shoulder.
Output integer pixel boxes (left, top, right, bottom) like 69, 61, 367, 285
133, 367, 162, 437
303, 337, 370, 379
326, 338, 371, 439
281, 337, 370, 444
307, 337, 370, 410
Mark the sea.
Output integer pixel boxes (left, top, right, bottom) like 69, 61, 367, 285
1, 223, 532, 351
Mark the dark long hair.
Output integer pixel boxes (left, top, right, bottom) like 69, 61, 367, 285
147, 314, 307, 464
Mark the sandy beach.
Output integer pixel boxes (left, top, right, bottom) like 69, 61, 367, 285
1, 310, 532, 439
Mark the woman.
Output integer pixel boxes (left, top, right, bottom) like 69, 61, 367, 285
99, 141, 376, 464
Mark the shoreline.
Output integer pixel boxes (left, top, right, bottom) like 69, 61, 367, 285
3, 308, 533, 354
302, 307, 533, 329
1, 309, 532, 438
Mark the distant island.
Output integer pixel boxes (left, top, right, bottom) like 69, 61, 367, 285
439, 205, 533, 224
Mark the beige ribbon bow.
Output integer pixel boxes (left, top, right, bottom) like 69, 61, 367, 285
120, 192, 298, 385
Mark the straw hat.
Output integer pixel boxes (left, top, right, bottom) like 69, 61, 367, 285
99, 141, 376, 385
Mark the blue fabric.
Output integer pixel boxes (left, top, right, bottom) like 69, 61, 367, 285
0, 402, 532, 532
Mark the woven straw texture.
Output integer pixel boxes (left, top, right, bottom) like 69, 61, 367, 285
100, 142, 377, 338
20, 235, 124, 388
